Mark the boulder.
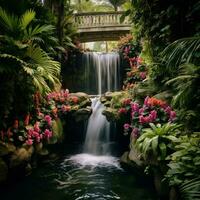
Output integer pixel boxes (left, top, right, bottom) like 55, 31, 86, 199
9, 147, 31, 168
74, 107, 92, 122
79, 98, 91, 108
69, 92, 89, 101
102, 108, 118, 121
0, 158, 8, 183
0, 141, 16, 156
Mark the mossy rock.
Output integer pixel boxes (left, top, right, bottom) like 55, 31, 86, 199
79, 98, 91, 108
9, 147, 31, 168
102, 108, 118, 121
0, 141, 16, 156
73, 107, 92, 122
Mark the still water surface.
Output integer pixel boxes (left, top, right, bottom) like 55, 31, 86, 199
1, 151, 157, 200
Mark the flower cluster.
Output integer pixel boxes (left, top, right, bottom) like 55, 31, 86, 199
0, 89, 81, 146
118, 36, 147, 90
45, 90, 80, 118
25, 115, 52, 145
118, 96, 176, 139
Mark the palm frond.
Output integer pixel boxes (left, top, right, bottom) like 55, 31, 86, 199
161, 37, 200, 72
20, 10, 35, 30
179, 177, 200, 200
0, 7, 19, 32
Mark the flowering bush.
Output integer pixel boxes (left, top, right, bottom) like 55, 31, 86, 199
118, 96, 176, 139
118, 34, 147, 90
0, 89, 81, 146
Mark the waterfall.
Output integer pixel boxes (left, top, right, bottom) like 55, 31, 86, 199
83, 52, 120, 155
84, 98, 110, 155
82, 52, 120, 95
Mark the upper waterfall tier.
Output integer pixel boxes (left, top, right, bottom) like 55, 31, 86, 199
82, 52, 121, 95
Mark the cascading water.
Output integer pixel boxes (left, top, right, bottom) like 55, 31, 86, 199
84, 97, 110, 155
82, 52, 120, 95
83, 52, 120, 155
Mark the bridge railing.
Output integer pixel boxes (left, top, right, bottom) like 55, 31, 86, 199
74, 11, 130, 28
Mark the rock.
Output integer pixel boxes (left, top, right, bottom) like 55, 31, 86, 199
0, 158, 8, 183
69, 92, 89, 101
9, 147, 31, 168
128, 148, 143, 166
35, 143, 43, 153
37, 148, 49, 156
79, 99, 91, 108
120, 147, 144, 168
100, 96, 107, 103
74, 107, 92, 121
0, 141, 16, 156
102, 108, 118, 121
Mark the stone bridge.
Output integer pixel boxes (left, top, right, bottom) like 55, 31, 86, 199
74, 11, 131, 42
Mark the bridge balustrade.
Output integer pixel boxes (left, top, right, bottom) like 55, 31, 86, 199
74, 11, 130, 28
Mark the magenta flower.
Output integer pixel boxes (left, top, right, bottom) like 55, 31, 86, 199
44, 129, 52, 139
34, 122, 40, 132
169, 111, 176, 121
139, 108, 144, 114
150, 110, 157, 121
131, 102, 139, 112
44, 115, 52, 126
139, 115, 146, 124
124, 123, 130, 130
26, 139, 33, 145
139, 72, 146, 79
165, 106, 172, 114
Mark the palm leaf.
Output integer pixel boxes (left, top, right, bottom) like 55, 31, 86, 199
0, 7, 19, 32
20, 10, 35, 30
161, 36, 200, 72
180, 177, 200, 200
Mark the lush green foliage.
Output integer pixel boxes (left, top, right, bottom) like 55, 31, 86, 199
135, 123, 180, 161
166, 134, 200, 186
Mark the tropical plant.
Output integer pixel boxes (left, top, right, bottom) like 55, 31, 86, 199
0, 8, 61, 94
161, 37, 200, 72
179, 177, 200, 200
135, 123, 180, 161
166, 134, 200, 186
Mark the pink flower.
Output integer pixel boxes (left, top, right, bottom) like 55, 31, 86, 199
139, 115, 146, 124
169, 111, 176, 121
34, 122, 40, 132
131, 128, 139, 138
136, 57, 143, 64
139, 108, 144, 114
139, 72, 146, 79
44, 115, 52, 126
123, 123, 130, 130
150, 110, 157, 121
44, 129, 52, 139
131, 102, 139, 112
26, 139, 33, 145
165, 106, 172, 114
144, 96, 150, 107
118, 108, 127, 114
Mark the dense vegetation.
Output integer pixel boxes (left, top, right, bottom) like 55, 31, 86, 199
0, 0, 199, 199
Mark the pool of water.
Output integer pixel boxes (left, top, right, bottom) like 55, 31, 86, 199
1, 150, 157, 200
